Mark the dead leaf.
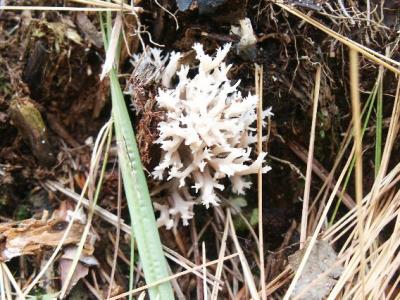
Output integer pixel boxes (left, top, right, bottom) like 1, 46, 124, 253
61, 246, 99, 266
0, 204, 95, 261
59, 246, 99, 295
0, 218, 80, 261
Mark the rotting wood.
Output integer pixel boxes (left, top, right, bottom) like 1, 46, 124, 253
9, 97, 56, 167
22, 40, 48, 99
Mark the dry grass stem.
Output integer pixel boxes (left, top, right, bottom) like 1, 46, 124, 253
255, 63, 266, 300
349, 49, 366, 295
109, 253, 240, 300
227, 209, 260, 300
210, 213, 229, 299
300, 65, 321, 246
276, 3, 400, 75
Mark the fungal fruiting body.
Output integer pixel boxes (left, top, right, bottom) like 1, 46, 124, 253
133, 43, 272, 228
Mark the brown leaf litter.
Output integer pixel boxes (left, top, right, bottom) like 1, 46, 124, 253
0, 202, 96, 262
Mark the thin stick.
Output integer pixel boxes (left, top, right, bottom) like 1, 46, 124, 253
255, 63, 266, 300
349, 49, 366, 296
1, 267, 11, 299
300, 65, 321, 246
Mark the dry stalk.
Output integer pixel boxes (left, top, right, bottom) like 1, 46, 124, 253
300, 65, 321, 246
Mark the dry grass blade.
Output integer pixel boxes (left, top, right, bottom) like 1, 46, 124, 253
285, 139, 355, 209
255, 63, 266, 300
107, 168, 122, 299
20, 121, 113, 297
348, 49, 366, 295
376, 78, 400, 179
300, 65, 321, 246
283, 139, 354, 299
275, 3, 400, 75
227, 209, 260, 300
202, 242, 207, 299
59, 120, 113, 298
322, 78, 400, 299
45, 180, 223, 287
45, 181, 131, 233
0, 6, 130, 11
0, 264, 22, 299
109, 253, 240, 300
100, 13, 122, 80
1, 0, 142, 11
210, 214, 229, 299
72, 0, 137, 10
0, 265, 7, 300
265, 267, 292, 296
325, 163, 400, 238
327, 189, 400, 298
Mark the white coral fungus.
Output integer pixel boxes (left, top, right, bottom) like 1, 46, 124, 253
153, 43, 272, 218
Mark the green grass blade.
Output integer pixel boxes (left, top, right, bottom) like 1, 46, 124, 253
100, 9, 174, 299
329, 74, 381, 225
109, 62, 174, 300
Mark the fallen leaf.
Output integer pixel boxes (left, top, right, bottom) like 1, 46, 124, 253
59, 246, 99, 295
0, 204, 95, 261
